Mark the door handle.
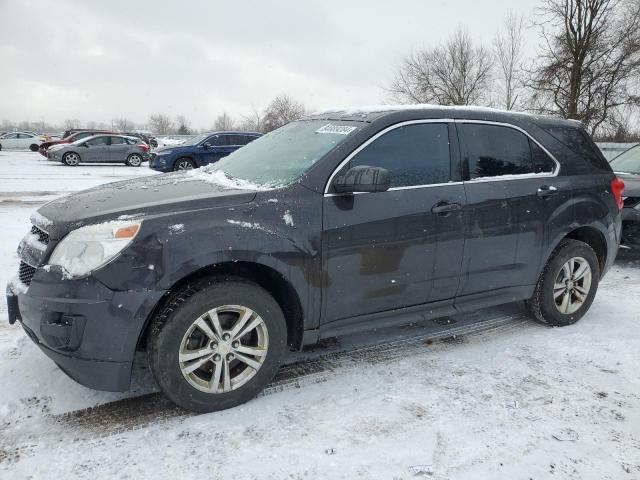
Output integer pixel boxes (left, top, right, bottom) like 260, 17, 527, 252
431, 201, 462, 215
537, 185, 558, 197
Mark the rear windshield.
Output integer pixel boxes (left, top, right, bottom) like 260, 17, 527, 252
541, 125, 611, 171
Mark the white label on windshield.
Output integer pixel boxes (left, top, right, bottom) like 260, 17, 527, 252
316, 124, 357, 135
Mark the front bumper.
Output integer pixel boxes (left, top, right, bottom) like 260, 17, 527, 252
6, 272, 165, 392
148, 153, 174, 172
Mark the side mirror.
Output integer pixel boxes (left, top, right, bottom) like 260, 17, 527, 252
332, 165, 391, 194
202, 142, 211, 149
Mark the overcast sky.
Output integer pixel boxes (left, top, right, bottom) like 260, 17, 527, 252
0, 0, 541, 129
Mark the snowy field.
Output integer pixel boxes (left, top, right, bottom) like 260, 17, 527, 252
1, 151, 639, 479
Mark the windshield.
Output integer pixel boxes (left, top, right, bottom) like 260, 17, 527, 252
182, 133, 209, 146
611, 145, 640, 174
204, 120, 361, 187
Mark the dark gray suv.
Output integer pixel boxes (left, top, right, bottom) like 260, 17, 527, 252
6, 106, 624, 412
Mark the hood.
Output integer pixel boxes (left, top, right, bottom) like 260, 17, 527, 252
156, 143, 192, 153
616, 173, 640, 197
36, 172, 257, 233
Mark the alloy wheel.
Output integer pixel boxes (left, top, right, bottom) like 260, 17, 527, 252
178, 305, 269, 393
176, 160, 194, 170
128, 154, 142, 166
64, 152, 79, 166
553, 256, 592, 314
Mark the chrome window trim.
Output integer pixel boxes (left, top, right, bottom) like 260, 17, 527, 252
323, 118, 561, 196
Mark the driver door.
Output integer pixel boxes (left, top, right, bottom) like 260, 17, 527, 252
321, 121, 466, 325
196, 134, 228, 166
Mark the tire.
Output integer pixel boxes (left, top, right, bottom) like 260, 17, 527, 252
29, 144, 39, 152
148, 278, 288, 413
62, 152, 80, 166
173, 158, 196, 171
526, 239, 600, 326
126, 153, 143, 167
0, 143, 3, 151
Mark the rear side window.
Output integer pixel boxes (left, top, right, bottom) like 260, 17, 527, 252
462, 124, 533, 179
346, 123, 451, 188
530, 140, 556, 173
542, 125, 610, 171
227, 135, 246, 146
110, 136, 126, 145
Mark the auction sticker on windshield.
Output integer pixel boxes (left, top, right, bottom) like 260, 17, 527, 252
316, 124, 357, 135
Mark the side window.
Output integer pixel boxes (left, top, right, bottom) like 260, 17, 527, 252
226, 135, 243, 146
344, 123, 451, 188
85, 136, 109, 147
462, 124, 533, 179
245, 135, 258, 144
5, 133, 18, 139
206, 135, 225, 146
110, 136, 126, 145
530, 140, 556, 173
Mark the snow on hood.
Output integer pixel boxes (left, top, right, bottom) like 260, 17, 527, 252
187, 168, 273, 191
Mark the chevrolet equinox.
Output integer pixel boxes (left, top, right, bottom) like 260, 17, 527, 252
7, 106, 624, 412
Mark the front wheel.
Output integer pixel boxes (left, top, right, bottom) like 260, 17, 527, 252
126, 153, 143, 167
526, 239, 600, 326
173, 158, 196, 171
29, 144, 39, 152
62, 152, 80, 166
148, 279, 287, 412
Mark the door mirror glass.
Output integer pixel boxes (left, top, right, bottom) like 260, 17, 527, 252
332, 165, 391, 194
202, 142, 211, 149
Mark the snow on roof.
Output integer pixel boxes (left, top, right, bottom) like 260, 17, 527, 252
313, 104, 509, 116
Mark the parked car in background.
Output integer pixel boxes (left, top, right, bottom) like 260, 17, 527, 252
0, 132, 46, 151
46, 134, 149, 166
7, 106, 623, 413
610, 145, 640, 248
39, 130, 113, 157
148, 131, 261, 171
121, 132, 158, 148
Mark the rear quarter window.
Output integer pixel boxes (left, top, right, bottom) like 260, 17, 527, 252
542, 126, 611, 172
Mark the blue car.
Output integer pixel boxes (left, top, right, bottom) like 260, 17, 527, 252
149, 131, 261, 172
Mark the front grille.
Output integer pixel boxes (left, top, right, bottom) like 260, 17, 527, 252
623, 197, 640, 208
18, 261, 36, 286
31, 225, 49, 244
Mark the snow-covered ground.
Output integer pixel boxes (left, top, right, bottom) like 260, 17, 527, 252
1, 151, 639, 478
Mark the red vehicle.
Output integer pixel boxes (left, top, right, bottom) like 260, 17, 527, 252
39, 130, 113, 157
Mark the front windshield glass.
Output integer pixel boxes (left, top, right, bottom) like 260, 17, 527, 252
182, 133, 209, 146
205, 120, 361, 187
611, 145, 640, 174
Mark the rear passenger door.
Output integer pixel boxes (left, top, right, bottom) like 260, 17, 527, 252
108, 136, 130, 162
456, 121, 563, 298
322, 121, 466, 324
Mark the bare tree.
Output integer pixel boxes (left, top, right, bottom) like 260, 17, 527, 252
388, 27, 493, 105
239, 107, 266, 133
262, 95, 306, 132
529, 0, 640, 134
147, 113, 173, 135
213, 112, 236, 131
494, 13, 526, 110
175, 115, 191, 135
113, 118, 134, 131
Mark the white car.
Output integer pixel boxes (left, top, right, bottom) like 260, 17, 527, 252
0, 132, 46, 151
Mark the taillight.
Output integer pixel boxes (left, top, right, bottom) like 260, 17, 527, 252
611, 176, 625, 211
137, 143, 149, 153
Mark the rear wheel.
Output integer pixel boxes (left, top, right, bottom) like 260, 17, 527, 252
62, 152, 80, 166
148, 279, 287, 412
126, 153, 143, 167
29, 144, 39, 152
173, 158, 196, 171
526, 239, 600, 326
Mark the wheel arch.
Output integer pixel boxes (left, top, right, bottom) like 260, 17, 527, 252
173, 155, 198, 169
137, 261, 305, 353
551, 226, 608, 276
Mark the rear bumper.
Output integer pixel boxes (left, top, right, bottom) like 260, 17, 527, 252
6, 272, 165, 392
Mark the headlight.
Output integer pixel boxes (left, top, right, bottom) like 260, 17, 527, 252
48, 221, 142, 277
